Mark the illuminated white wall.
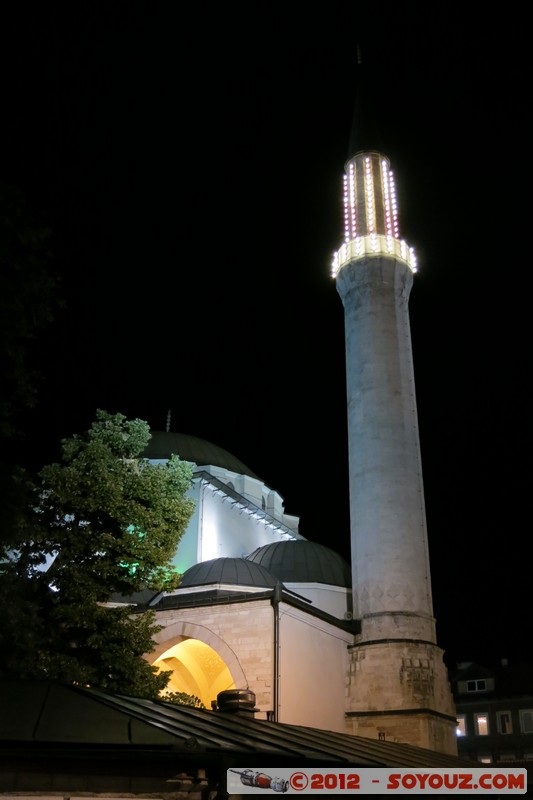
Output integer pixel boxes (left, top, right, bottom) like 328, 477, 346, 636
148, 460, 302, 575
278, 603, 352, 730
197, 480, 299, 563
168, 479, 203, 574
283, 582, 352, 619
195, 465, 299, 533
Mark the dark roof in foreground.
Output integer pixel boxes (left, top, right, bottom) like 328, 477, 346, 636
0, 680, 472, 791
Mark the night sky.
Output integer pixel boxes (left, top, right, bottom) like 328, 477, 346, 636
2, 3, 531, 668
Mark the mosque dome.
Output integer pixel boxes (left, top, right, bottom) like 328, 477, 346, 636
180, 557, 281, 589
246, 540, 352, 588
144, 431, 259, 479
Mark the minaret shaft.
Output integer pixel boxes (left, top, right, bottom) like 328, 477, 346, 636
337, 256, 435, 643
334, 150, 456, 754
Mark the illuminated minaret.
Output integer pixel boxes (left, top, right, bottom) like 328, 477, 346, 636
333, 151, 457, 752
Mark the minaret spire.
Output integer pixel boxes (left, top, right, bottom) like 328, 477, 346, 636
346, 44, 363, 162
334, 61, 456, 753
347, 44, 385, 162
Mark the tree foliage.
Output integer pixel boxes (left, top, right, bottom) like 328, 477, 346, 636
162, 691, 205, 708
0, 411, 195, 697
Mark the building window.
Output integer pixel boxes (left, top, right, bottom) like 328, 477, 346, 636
498, 752, 516, 762
456, 715, 467, 737
478, 753, 492, 764
519, 710, 533, 733
497, 711, 513, 735
475, 713, 489, 736
467, 679, 487, 692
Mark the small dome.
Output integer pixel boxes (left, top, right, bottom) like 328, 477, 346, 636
144, 431, 259, 479
246, 540, 352, 587
180, 557, 281, 589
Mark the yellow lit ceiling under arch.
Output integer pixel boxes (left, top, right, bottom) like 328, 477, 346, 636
153, 638, 235, 709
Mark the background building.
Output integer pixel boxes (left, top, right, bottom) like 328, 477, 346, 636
452, 659, 533, 767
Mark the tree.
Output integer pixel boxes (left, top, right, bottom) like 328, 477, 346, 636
163, 691, 205, 708
0, 411, 195, 697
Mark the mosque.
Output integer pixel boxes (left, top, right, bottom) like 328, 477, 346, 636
138, 430, 355, 731
125, 145, 458, 756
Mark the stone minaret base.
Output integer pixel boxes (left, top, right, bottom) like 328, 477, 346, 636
345, 638, 458, 755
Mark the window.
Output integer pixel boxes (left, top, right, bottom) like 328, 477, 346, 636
499, 752, 516, 762
497, 711, 513, 735
478, 753, 492, 764
475, 713, 489, 735
456, 715, 467, 737
467, 679, 487, 692
519, 709, 533, 734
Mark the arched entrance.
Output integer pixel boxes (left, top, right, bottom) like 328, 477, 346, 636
148, 621, 246, 709
153, 639, 235, 708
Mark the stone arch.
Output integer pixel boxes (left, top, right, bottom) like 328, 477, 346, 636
147, 621, 247, 706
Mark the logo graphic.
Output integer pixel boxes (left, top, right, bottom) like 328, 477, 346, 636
229, 769, 289, 793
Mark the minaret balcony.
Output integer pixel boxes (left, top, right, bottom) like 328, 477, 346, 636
332, 234, 417, 277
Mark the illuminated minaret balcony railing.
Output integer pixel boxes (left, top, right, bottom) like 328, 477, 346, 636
331, 151, 417, 277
